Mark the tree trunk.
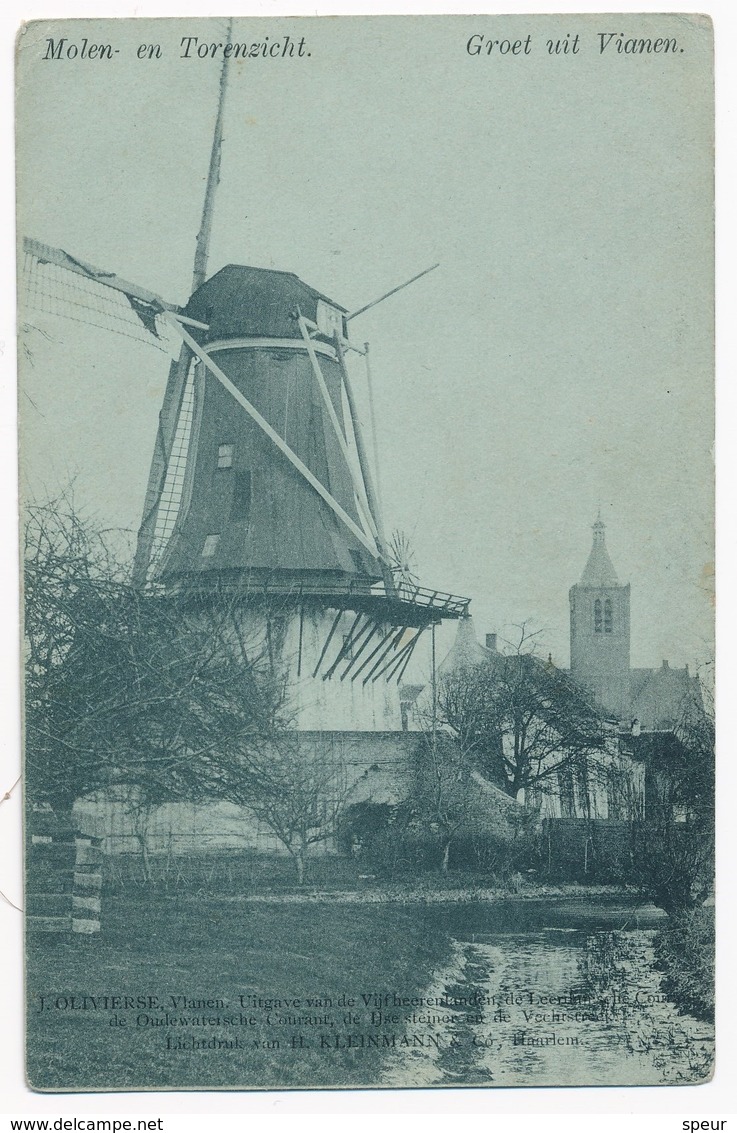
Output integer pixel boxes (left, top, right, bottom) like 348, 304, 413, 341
295, 846, 306, 886
132, 805, 153, 882
136, 832, 152, 883
441, 838, 451, 874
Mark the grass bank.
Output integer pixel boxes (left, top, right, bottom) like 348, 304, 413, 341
26, 893, 454, 1091
103, 848, 635, 903
654, 907, 715, 1023
192, 880, 638, 905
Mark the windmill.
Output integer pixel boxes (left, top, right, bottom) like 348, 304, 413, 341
20, 30, 470, 735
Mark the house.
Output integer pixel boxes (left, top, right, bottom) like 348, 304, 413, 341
428, 615, 643, 822
426, 515, 704, 827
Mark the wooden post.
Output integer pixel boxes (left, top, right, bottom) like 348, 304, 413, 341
334, 332, 395, 596
191, 19, 233, 293
296, 314, 378, 546
364, 342, 384, 518
431, 622, 437, 747
345, 263, 439, 322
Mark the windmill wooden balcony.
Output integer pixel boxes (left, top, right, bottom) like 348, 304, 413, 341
163, 568, 469, 622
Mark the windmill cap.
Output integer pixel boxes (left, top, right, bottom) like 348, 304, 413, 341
185, 264, 346, 344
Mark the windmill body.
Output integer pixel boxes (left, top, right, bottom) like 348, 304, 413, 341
140, 265, 380, 586
130, 263, 468, 732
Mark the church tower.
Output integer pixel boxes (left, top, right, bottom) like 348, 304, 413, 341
569, 516, 630, 719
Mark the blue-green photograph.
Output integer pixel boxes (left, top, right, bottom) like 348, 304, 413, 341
17, 14, 714, 1091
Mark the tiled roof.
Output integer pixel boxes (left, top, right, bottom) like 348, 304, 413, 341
629, 664, 701, 730
437, 615, 491, 675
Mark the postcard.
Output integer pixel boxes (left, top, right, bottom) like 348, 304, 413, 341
17, 14, 714, 1090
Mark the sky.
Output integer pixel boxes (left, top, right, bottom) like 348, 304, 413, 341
16, 14, 714, 672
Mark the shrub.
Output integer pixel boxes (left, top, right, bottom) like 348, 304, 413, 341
654, 907, 714, 1023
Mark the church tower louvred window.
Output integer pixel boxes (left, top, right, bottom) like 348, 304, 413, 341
604, 598, 613, 633
594, 598, 602, 633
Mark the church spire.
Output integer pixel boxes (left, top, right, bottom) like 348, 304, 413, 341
580, 513, 619, 587
592, 507, 605, 544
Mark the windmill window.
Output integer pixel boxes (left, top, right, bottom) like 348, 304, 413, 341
217, 444, 233, 469
594, 599, 603, 634
202, 534, 220, 558
604, 598, 613, 633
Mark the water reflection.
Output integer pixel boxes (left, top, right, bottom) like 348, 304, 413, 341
384, 917, 714, 1087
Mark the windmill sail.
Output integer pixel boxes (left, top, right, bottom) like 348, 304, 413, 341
21, 236, 181, 355
136, 351, 200, 580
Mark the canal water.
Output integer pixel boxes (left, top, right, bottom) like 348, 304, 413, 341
383, 900, 714, 1088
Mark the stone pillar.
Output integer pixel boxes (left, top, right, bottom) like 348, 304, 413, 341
27, 807, 103, 934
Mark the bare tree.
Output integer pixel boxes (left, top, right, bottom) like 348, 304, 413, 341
604, 751, 645, 821
25, 496, 358, 886
412, 731, 476, 874
24, 493, 129, 810
24, 497, 290, 820
233, 735, 350, 884
435, 625, 609, 803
